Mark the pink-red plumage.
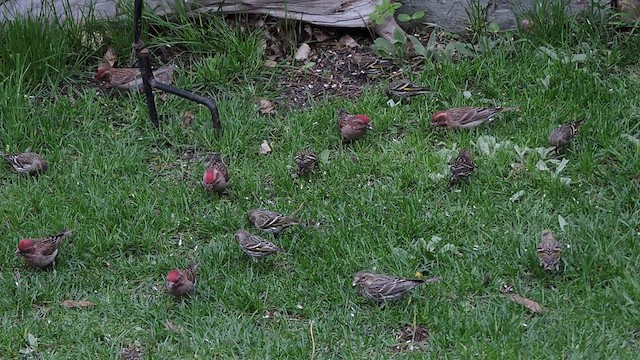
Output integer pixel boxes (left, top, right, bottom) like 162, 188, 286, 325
337, 110, 373, 140
166, 262, 197, 297
96, 64, 174, 91
202, 154, 229, 193
431, 106, 518, 129
14, 229, 72, 268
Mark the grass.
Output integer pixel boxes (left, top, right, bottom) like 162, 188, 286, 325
1, 3, 640, 358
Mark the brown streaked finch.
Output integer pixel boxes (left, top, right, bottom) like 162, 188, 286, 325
548, 119, 585, 149
166, 262, 196, 297
353, 271, 442, 303
95, 63, 175, 91
294, 150, 319, 177
0, 150, 48, 175
248, 208, 300, 235
450, 149, 477, 184
385, 79, 431, 99
338, 110, 372, 141
234, 230, 287, 260
202, 153, 229, 193
431, 106, 518, 129
536, 230, 563, 272
14, 229, 73, 268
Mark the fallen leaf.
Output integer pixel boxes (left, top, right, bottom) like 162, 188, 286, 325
339, 34, 358, 48
314, 29, 333, 42
558, 214, 567, 231
264, 59, 277, 68
165, 321, 185, 333
294, 43, 311, 61
511, 294, 544, 313
61, 300, 96, 309
257, 99, 275, 114
259, 140, 272, 155
104, 47, 117, 67
181, 110, 195, 128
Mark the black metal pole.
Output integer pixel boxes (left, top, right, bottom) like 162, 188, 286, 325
132, 0, 221, 135
151, 80, 222, 133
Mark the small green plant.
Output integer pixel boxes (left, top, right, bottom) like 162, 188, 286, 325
371, 28, 408, 63
397, 10, 426, 23
370, 0, 401, 25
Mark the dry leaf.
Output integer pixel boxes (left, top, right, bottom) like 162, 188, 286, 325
181, 110, 195, 128
62, 300, 96, 309
314, 30, 333, 42
264, 59, 277, 68
104, 47, 117, 67
165, 321, 185, 333
511, 294, 544, 313
294, 43, 311, 61
257, 99, 275, 114
259, 140, 272, 155
339, 34, 358, 48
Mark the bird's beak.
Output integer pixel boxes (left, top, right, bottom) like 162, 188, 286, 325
14, 249, 21, 256
352, 281, 357, 287
366, 124, 373, 130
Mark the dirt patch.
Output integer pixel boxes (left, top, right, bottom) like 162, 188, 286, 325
388, 324, 430, 353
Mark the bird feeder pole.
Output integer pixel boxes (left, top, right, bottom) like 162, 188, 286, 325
133, 0, 222, 135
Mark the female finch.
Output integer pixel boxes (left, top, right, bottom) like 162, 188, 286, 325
431, 106, 518, 129
352, 271, 442, 303
294, 150, 319, 177
536, 230, 563, 272
248, 208, 300, 235
384, 79, 431, 99
0, 150, 48, 175
166, 262, 197, 297
14, 229, 73, 268
234, 230, 287, 260
548, 119, 585, 149
450, 149, 477, 184
337, 110, 372, 141
202, 153, 229, 193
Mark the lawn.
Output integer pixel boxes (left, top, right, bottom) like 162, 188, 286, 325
1, 4, 640, 358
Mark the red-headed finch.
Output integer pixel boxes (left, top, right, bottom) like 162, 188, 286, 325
450, 149, 477, 184
294, 150, 319, 177
431, 106, 518, 129
385, 79, 431, 99
166, 262, 196, 297
234, 230, 287, 260
353, 271, 442, 303
536, 230, 563, 272
248, 208, 300, 235
549, 119, 585, 149
338, 110, 372, 141
0, 150, 48, 175
14, 229, 73, 268
202, 153, 229, 193
95, 63, 175, 91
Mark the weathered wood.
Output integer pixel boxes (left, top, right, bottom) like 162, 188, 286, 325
0, 0, 401, 39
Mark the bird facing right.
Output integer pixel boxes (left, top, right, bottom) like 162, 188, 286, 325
352, 271, 442, 303
536, 230, 563, 271
337, 110, 373, 141
14, 229, 73, 268
0, 150, 48, 175
166, 262, 197, 297
548, 119, 585, 149
450, 149, 477, 184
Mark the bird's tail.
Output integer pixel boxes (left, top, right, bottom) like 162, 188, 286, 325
500, 106, 519, 112
417, 276, 443, 284
53, 229, 73, 245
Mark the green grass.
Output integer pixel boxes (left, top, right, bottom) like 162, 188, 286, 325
1, 5, 640, 359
